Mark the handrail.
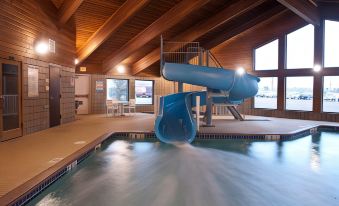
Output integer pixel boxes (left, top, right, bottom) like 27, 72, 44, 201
208, 51, 223, 69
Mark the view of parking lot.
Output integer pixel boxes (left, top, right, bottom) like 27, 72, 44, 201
323, 76, 339, 112
254, 77, 277, 109
255, 76, 339, 112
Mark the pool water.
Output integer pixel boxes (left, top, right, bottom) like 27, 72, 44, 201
28, 132, 339, 206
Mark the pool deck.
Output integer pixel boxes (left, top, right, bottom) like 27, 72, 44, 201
0, 113, 338, 205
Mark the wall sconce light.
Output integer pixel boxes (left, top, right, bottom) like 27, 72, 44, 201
74, 58, 79, 65
313, 64, 322, 72
236, 67, 246, 76
116, 65, 126, 74
35, 41, 49, 55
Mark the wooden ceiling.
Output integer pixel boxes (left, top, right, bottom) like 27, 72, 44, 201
48, 0, 333, 76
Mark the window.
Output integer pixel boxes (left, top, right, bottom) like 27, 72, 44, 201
254, 77, 278, 109
106, 79, 129, 102
324, 20, 339, 67
285, 76, 314, 111
323, 76, 339, 113
286, 25, 314, 69
254, 39, 279, 70
135, 80, 153, 105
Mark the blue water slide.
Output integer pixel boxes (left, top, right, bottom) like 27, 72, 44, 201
155, 63, 260, 143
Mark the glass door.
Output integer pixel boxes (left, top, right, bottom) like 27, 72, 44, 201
1, 59, 22, 140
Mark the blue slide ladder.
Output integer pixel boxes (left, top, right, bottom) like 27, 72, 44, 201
155, 36, 259, 143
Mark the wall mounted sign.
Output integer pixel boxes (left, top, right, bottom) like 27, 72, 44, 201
80, 67, 87, 72
96, 80, 104, 92
28, 65, 39, 97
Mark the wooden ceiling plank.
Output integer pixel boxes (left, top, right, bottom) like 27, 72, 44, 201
131, 0, 266, 75
76, 0, 151, 63
203, 6, 287, 50
58, 0, 84, 25
102, 0, 210, 73
276, 0, 320, 25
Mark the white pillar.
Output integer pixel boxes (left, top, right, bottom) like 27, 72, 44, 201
196, 96, 200, 131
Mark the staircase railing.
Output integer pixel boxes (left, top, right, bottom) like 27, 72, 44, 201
160, 36, 224, 70
207, 51, 223, 69
160, 36, 203, 68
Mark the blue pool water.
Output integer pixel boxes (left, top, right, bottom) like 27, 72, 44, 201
28, 132, 339, 206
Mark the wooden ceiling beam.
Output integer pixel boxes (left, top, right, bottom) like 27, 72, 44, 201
203, 6, 287, 50
102, 0, 210, 73
131, 0, 266, 75
276, 0, 320, 25
58, 0, 84, 25
76, 0, 151, 63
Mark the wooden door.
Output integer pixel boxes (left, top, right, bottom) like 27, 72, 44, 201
49, 65, 60, 127
0, 59, 22, 141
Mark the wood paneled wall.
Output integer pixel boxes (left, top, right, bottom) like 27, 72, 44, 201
211, 10, 339, 122
0, 0, 76, 67
0, 0, 77, 135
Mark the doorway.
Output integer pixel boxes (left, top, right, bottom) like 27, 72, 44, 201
75, 75, 90, 114
0, 59, 22, 141
49, 65, 60, 127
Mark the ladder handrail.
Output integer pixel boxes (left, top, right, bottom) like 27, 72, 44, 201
208, 51, 224, 69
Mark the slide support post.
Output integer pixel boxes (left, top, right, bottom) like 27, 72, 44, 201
196, 95, 200, 131
178, 82, 183, 93
203, 88, 214, 127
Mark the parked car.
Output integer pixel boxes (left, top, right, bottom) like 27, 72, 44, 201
286, 92, 300, 99
298, 94, 312, 100
324, 93, 337, 102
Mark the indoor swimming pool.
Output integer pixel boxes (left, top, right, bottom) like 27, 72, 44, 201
28, 131, 339, 206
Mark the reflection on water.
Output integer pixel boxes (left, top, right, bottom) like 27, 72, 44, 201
29, 132, 339, 206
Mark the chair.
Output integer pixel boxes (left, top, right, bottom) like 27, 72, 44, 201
124, 99, 136, 115
106, 100, 118, 117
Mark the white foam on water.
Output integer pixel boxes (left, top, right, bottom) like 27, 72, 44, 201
33, 140, 339, 206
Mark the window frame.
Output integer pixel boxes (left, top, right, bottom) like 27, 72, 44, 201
285, 24, 315, 70
253, 39, 279, 71
134, 79, 155, 105
284, 76, 314, 112
253, 76, 278, 109
323, 19, 339, 69
106, 78, 130, 102
321, 75, 339, 113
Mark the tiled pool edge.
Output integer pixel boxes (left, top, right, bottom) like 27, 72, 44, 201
6, 125, 339, 206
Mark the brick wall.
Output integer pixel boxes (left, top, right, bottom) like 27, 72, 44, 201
22, 62, 50, 135
22, 62, 75, 135
60, 67, 75, 124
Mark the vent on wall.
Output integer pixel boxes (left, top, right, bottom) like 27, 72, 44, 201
49, 39, 55, 53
